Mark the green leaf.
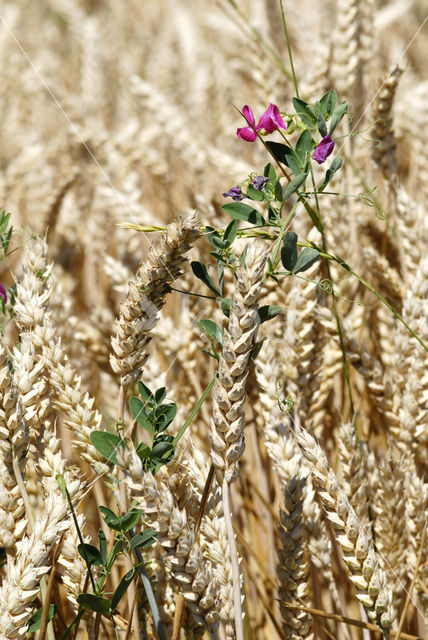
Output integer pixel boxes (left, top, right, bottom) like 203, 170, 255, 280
292, 248, 320, 274
154, 387, 166, 404
111, 566, 141, 611
295, 130, 313, 165
319, 90, 337, 118
223, 219, 238, 246
151, 440, 174, 461
283, 173, 308, 200
249, 336, 267, 361
221, 202, 265, 227
118, 508, 144, 532
90, 431, 124, 466
281, 231, 298, 270
27, 605, 56, 632
191, 261, 220, 296
136, 442, 151, 461
319, 157, 343, 192
138, 381, 154, 404
258, 305, 282, 324
263, 163, 277, 180
99, 506, 122, 530
77, 543, 103, 567
129, 528, 157, 551
98, 530, 107, 565
246, 185, 265, 201
221, 297, 232, 317
77, 594, 111, 615
129, 397, 154, 434
205, 226, 224, 250
292, 97, 317, 125
274, 179, 283, 202
199, 319, 223, 348
266, 141, 293, 166
329, 101, 348, 134
286, 154, 302, 176
317, 110, 327, 138
154, 402, 177, 432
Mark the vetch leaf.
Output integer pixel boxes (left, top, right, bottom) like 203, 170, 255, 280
205, 226, 224, 250
27, 605, 56, 632
98, 530, 107, 565
99, 506, 122, 530
329, 101, 348, 134
138, 381, 154, 404
283, 173, 308, 200
319, 90, 337, 118
223, 219, 238, 246
111, 566, 142, 611
119, 508, 144, 532
77, 543, 103, 567
319, 157, 343, 192
221, 202, 265, 227
246, 185, 265, 201
295, 130, 313, 165
258, 305, 282, 324
136, 442, 151, 461
129, 397, 154, 434
292, 97, 317, 125
77, 594, 111, 615
199, 319, 223, 348
263, 162, 277, 180
154, 403, 177, 432
221, 297, 232, 317
292, 248, 320, 274
154, 387, 166, 404
129, 528, 157, 551
90, 431, 124, 466
281, 231, 298, 270
317, 110, 328, 138
266, 141, 293, 166
191, 261, 220, 296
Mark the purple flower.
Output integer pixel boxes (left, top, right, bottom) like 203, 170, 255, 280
0, 285, 6, 304
257, 103, 287, 134
252, 176, 270, 190
312, 134, 335, 164
237, 105, 257, 142
223, 185, 244, 201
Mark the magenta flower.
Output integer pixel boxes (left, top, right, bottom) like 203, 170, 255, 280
223, 185, 244, 201
237, 103, 287, 142
237, 105, 258, 142
0, 284, 6, 304
257, 103, 287, 134
312, 134, 335, 164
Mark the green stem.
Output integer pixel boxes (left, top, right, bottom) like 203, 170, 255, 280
280, 0, 299, 97
173, 375, 217, 445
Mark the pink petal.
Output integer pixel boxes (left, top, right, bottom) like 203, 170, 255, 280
237, 126, 257, 142
257, 103, 287, 134
242, 105, 256, 126
312, 135, 335, 164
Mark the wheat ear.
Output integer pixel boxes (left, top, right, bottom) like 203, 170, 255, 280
295, 427, 395, 634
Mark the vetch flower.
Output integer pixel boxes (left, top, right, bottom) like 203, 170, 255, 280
252, 176, 270, 190
257, 103, 287, 134
0, 284, 6, 304
312, 134, 335, 164
237, 105, 257, 142
223, 185, 244, 201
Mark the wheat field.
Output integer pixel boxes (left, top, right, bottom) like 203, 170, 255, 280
0, 1, 427, 639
